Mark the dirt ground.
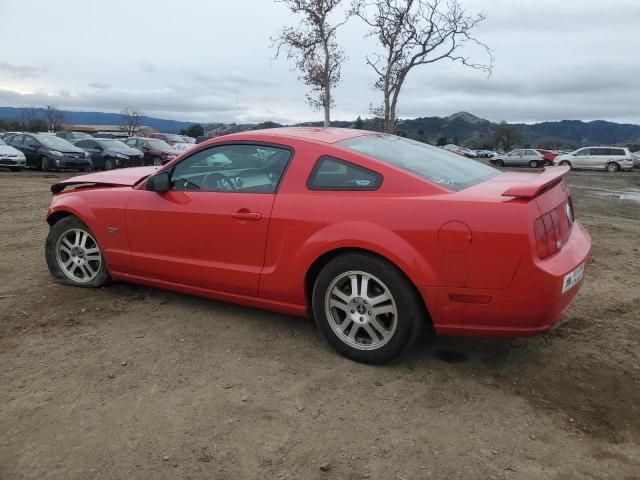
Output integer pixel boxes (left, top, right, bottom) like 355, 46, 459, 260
0, 168, 639, 480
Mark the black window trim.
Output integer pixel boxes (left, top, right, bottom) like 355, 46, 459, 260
306, 155, 384, 192
165, 140, 295, 194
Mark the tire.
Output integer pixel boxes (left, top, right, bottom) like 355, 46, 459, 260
104, 157, 115, 170
152, 157, 163, 167
606, 162, 620, 172
311, 252, 425, 364
9, 167, 23, 172
495, 159, 504, 167
40, 156, 49, 172
528, 160, 539, 168
559, 160, 572, 169
45, 216, 110, 288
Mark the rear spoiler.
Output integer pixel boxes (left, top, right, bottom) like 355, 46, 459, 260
501, 166, 570, 198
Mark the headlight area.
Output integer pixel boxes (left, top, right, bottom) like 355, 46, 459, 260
51, 150, 64, 157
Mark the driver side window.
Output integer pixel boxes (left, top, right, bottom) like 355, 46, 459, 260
170, 144, 291, 193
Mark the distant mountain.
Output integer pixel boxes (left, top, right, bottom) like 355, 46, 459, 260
2, 106, 639, 148
0, 107, 195, 133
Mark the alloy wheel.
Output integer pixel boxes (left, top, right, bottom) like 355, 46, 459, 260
153, 157, 163, 167
55, 228, 102, 283
324, 270, 398, 351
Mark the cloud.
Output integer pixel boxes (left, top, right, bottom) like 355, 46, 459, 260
0, 62, 46, 79
88, 82, 112, 90
139, 61, 158, 74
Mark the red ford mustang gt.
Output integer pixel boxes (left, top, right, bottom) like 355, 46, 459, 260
45, 128, 591, 363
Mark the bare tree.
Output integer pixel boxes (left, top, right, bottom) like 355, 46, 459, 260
272, 0, 349, 127
353, 0, 493, 133
121, 108, 143, 137
45, 106, 66, 132
17, 107, 41, 131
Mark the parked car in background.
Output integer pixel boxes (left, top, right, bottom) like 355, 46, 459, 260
56, 131, 94, 142
554, 147, 635, 172
149, 132, 188, 146
92, 133, 129, 140
0, 136, 26, 171
633, 152, 640, 168
74, 138, 144, 170
1, 132, 22, 141
536, 149, 559, 163
492, 149, 550, 168
181, 136, 196, 144
7, 133, 91, 171
172, 142, 197, 154
44, 128, 591, 364
195, 135, 214, 144
123, 137, 177, 166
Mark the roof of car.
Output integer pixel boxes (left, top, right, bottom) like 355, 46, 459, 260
223, 127, 375, 144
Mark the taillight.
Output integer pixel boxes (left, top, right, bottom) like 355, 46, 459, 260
534, 210, 563, 259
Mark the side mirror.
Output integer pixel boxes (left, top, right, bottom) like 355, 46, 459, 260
145, 172, 170, 193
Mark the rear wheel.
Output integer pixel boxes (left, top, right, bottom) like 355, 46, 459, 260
45, 216, 110, 288
559, 160, 572, 169
312, 252, 425, 364
528, 160, 540, 168
606, 162, 620, 172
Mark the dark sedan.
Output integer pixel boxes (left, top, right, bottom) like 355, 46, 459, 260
74, 138, 144, 170
8, 133, 92, 171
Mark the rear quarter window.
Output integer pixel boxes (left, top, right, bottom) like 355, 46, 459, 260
307, 156, 382, 191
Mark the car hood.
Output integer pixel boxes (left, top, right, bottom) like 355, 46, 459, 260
0, 145, 23, 156
51, 166, 158, 193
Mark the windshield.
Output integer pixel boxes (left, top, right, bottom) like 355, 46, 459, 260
38, 136, 78, 150
147, 139, 176, 152
337, 135, 500, 191
163, 134, 185, 142
96, 139, 129, 149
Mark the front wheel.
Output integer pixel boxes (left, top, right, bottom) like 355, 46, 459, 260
104, 157, 115, 170
528, 160, 540, 168
45, 216, 110, 287
152, 157, 163, 167
312, 253, 425, 364
40, 156, 49, 172
495, 159, 504, 167
559, 160, 572, 169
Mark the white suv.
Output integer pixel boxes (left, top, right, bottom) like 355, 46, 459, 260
554, 147, 635, 172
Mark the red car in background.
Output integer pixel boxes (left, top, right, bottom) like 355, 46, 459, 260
149, 132, 190, 146
537, 149, 559, 164
44, 128, 591, 363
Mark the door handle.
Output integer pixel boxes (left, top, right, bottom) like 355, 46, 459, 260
231, 210, 262, 221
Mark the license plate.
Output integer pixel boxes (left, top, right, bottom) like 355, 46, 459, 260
562, 263, 585, 293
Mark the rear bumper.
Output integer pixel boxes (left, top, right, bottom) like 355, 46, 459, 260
421, 222, 592, 336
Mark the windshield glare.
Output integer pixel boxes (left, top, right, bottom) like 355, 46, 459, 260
164, 134, 185, 142
147, 139, 175, 152
38, 136, 77, 150
97, 139, 129, 149
338, 135, 500, 191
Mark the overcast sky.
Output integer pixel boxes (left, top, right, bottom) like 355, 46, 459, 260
1, 0, 639, 125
